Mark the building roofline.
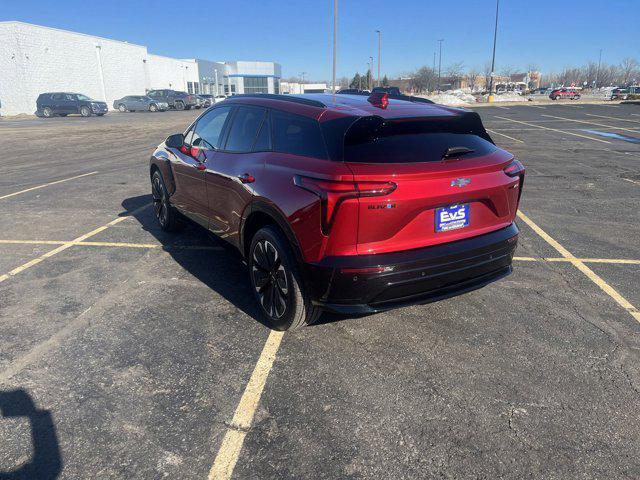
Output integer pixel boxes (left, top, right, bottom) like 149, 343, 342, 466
0, 21, 147, 49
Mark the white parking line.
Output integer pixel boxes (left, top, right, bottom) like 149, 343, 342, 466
585, 113, 640, 124
495, 106, 510, 110
623, 178, 640, 186
486, 129, 525, 143
541, 114, 640, 133
494, 116, 611, 143
0, 171, 98, 201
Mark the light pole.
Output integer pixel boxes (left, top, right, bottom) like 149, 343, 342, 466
437, 39, 444, 92
332, 0, 337, 101
375, 29, 381, 87
595, 49, 602, 89
369, 56, 374, 90
488, 0, 499, 101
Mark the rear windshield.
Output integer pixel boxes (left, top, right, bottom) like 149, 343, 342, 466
344, 116, 496, 163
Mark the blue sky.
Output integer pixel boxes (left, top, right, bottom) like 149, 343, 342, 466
3, 0, 639, 80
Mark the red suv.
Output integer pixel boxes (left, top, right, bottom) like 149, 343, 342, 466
549, 88, 581, 100
150, 93, 524, 330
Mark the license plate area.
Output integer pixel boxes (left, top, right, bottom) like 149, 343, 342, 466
435, 204, 470, 232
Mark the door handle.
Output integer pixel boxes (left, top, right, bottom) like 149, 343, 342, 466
238, 173, 255, 184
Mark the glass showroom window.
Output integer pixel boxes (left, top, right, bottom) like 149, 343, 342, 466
244, 77, 269, 94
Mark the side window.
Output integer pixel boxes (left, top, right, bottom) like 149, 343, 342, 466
271, 110, 327, 158
253, 112, 271, 152
65, 94, 75, 101
224, 107, 266, 152
190, 106, 232, 149
51, 94, 63, 101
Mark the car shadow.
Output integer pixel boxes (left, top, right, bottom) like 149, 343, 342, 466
121, 195, 271, 327
0, 389, 62, 480
121, 195, 369, 329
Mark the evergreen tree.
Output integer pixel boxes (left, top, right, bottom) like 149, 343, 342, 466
382, 75, 389, 86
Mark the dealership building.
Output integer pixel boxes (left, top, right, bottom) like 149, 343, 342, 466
0, 21, 282, 116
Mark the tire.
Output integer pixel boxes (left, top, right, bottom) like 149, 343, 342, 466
59, 113, 68, 117
249, 226, 321, 330
118, 104, 127, 112
80, 106, 91, 117
149, 103, 158, 112
175, 100, 185, 110
97, 113, 105, 116
151, 170, 180, 232
42, 107, 53, 118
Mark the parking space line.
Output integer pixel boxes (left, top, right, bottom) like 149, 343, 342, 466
208, 330, 285, 480
585, 113, 640, 124
486, 129, 525, 143
0, 171, 98, 201
495, 106, 510, 110
541, 114, 640, 134
0, 204, 149, 284
529, 105, 546, 109
0, 239, 223, 250
494, 116, 612, 143
517, 210, 640, 323
623, 178, 640, 186
513, 256, 640, 265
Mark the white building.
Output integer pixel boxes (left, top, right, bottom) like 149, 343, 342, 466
0, 21, 282, 116
280, 82, 328, 94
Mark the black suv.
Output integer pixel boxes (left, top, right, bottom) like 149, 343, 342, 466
147, 89, 198, 110
36, 93, 108, 117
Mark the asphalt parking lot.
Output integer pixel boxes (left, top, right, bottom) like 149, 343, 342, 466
1, 102, 639, 479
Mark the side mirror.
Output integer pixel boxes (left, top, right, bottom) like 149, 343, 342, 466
165, 133, 184, 149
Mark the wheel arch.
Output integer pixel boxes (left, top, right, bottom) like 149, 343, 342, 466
240, 202, 304, 265
149, 155, 176, 195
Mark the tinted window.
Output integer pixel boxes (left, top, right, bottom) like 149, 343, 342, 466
253, 113, 271, 151
190, 106, 232, 149
271, 110, 326, 158
344, 117, 497, 164
51, 94, 63, 100
224, 107, 266, 152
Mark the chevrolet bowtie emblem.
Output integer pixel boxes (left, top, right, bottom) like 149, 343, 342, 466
451, 177, 471, 187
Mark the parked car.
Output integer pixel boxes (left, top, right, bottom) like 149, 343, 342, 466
628, 86, 640, 100
371, 86, 402, 96
609, 87, 630, 100
147, 89, 198, 110
213, 95, 227, 104
149, 93, 524, 330
36, 92, 108, 117
198, 95, 213, 108
113, 95, 168, 112
549, 88, 581, 100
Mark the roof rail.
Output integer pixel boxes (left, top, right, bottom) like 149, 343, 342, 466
227, 93, 326, 108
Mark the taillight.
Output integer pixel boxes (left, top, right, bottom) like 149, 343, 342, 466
504, 159, 525, 206
367, 92, 389, 109
294, 175, 396, 232
504, 159, 525, 177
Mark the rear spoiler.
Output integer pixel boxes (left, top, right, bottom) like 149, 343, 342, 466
321, 111, 495, 162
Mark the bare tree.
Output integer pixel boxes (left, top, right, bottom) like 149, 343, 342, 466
620, 57, 639, 85
445, 62, 465, 89
409, 66, 437, 93
467, 67, 481, 92
483, 61, 493, 92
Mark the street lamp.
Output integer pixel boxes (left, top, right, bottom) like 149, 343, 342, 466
488, 0, 500, 101
595, 49, 602, 89
332, 0, 337, 101
437, 39, 444, 92
375, 29, 381, 87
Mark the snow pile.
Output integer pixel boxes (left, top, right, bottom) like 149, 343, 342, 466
420, 89, 477, 106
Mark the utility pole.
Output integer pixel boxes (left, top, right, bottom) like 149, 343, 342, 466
375, 29, 381, 87
595, 49, 602, 89
488, 0, 500, 101
437, 39, 444, 92
332, 0, 337, 102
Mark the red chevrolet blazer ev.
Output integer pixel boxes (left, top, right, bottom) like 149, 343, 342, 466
149, 93, 524, 330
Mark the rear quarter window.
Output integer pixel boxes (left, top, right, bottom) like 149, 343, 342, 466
271, 110, 327, 159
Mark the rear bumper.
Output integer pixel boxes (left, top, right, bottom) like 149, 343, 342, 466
304, 223, 519, 314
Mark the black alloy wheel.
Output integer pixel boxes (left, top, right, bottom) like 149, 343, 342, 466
252, 240, 288, 320
151, 171, 179, 231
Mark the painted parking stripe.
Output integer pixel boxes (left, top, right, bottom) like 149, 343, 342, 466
495, 106, 510, 110
208, 330, 285, 480
0, 171, 98, 200
0, 204, 150, 284
517, 210, 640, 323
486, 129, 525, 143
541, 114, 640, 134
585, 113, 640, 124
494, 116, 611, 143
623, 178, 640, 186
513, 256, 640, 265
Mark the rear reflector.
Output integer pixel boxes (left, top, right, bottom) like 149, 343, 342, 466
340, 266, 394, 274
294, 175, 396, 232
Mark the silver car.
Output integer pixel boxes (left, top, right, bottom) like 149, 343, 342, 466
113, 95, 168, 112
